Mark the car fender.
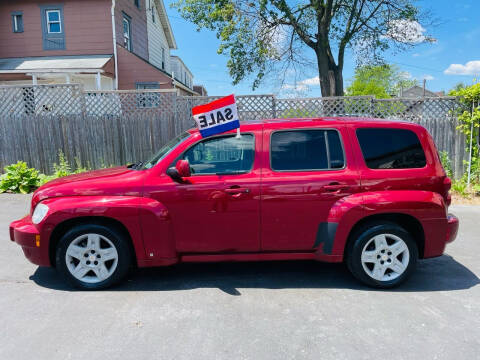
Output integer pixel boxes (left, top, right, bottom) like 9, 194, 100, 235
39, 196, 176, 266
315, 190, 447, 261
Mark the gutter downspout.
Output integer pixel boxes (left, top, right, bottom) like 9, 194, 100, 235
111, 0, 119, 90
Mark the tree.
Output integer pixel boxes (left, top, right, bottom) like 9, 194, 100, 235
345, 64, 417, 98
173, 0, 434, 96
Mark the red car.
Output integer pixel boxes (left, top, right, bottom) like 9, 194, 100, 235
10, 118, 459, 290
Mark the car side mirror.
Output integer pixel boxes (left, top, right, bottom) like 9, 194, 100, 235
176, 159, 191, 178
166, 160, 191, 183
166, 167, 182, 182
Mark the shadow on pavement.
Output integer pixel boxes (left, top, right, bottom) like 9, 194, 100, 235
30, 254, 479, 294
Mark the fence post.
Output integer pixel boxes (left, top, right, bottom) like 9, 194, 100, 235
272, 95, 277, 118
467, 100, 475, 186
79, 83, 87, 119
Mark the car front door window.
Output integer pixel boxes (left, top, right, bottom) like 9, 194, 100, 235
183, 134, 255, 175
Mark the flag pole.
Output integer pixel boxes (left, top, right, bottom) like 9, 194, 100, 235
236, 127, 241, 139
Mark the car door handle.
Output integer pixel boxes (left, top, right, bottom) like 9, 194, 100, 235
225, 187, 250, 194
323, 183, 349, 192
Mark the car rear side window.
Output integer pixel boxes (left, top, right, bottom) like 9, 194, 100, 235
183, 134, 254, 175
271, 129, 345, 171
356, 128, 426, 169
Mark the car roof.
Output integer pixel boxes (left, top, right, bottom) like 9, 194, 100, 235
187, 117, 424, 134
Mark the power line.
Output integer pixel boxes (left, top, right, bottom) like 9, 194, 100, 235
390, 61, 444, 74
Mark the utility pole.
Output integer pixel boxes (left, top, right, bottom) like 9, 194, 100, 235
423, 78, 426, 97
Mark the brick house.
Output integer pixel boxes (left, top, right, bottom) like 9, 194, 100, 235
0, 0, 203, 95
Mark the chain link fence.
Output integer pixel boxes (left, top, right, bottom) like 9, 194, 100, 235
0, 84, 467, 177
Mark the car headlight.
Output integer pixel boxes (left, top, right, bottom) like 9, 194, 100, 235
32, 203, 49, 224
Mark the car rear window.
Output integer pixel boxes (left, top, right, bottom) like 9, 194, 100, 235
356, 128, 426, 169
271, 129, 345, 171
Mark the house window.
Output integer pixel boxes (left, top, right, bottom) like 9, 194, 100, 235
40, 5, 65, 50
123, 14, 131, 51
134, 0, 140, 9
12, 12, 24, 33
136, 82, 160, 108
161, 48, 165, 70
46, 10, 62, 33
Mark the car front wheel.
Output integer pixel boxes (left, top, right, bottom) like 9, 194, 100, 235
56, 224, 131, 290
347, 222, 418, 288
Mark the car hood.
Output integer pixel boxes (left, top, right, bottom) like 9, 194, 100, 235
31, 167, 145, 209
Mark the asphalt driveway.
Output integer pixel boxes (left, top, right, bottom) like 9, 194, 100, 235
1, 194, 479, 360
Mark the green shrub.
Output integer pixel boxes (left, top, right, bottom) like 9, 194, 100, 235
74, 157, 89, 174
38, 173, 57, 187
0, 151, 93, 194
473, 183, 480, 196
0, 161, 41, 194
53, 150, 72, 178
439, 151, 453, 178
452, 180, 468, 197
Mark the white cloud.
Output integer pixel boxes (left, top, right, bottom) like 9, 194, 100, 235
412, 53, 420, 57
444, 61, 480, 75
281, 76, 319, 93
385, 20, 434, 44
299, 76, 319, 86
423, 74, 435, 80
399, 71, 413, 80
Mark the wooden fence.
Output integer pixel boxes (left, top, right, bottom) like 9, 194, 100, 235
0, 84, 469, 178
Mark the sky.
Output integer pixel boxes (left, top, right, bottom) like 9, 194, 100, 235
165, 0, 480, 97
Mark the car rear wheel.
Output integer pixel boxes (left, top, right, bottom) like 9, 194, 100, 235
346, 222, 418, 288
56, 224, 131, 290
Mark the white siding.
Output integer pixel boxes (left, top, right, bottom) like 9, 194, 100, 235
146, 0, 171, 73
170, 56, 193, 89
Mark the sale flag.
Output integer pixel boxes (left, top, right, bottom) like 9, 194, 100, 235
192, 94, 240, 137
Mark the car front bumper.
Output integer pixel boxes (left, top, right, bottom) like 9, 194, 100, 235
10, 216, 50, 267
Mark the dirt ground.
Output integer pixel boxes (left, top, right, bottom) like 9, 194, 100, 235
451, 193, 480, 205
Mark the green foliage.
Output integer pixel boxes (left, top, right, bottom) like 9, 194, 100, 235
52, 151, 89, 178
0, 151, 92, 193
0, 162, 41, 194
53, 150, 71, 178
473, 183, 480, 195
449, 82, 480, 186
74, 157, 88, 174
38, 173, 57, 187
345, 64, 417, 98
172, 1, 430, 95
452, 180, 468, 197
439, 151, 453, 178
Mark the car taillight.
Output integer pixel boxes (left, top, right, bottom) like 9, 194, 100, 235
443, 177, 452, 191
443, 177, 452, 207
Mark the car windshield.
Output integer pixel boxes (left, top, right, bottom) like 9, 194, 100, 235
141, 132, 190, 169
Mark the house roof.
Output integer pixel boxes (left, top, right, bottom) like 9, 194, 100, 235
155, 0, 177, 49
0, 55, 113, 73
401, 85, 438, 98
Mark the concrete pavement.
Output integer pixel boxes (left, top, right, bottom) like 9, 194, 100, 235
1, 194, 479, 360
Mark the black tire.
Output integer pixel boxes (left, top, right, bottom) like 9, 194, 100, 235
346, 221, 418, 288
56, 223, 131, 290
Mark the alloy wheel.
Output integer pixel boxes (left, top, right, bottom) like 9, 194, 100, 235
360, 233, 410, 281
65, 233, 119, 284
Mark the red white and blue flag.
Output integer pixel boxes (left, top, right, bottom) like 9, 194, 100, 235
192, 94, 240, 137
